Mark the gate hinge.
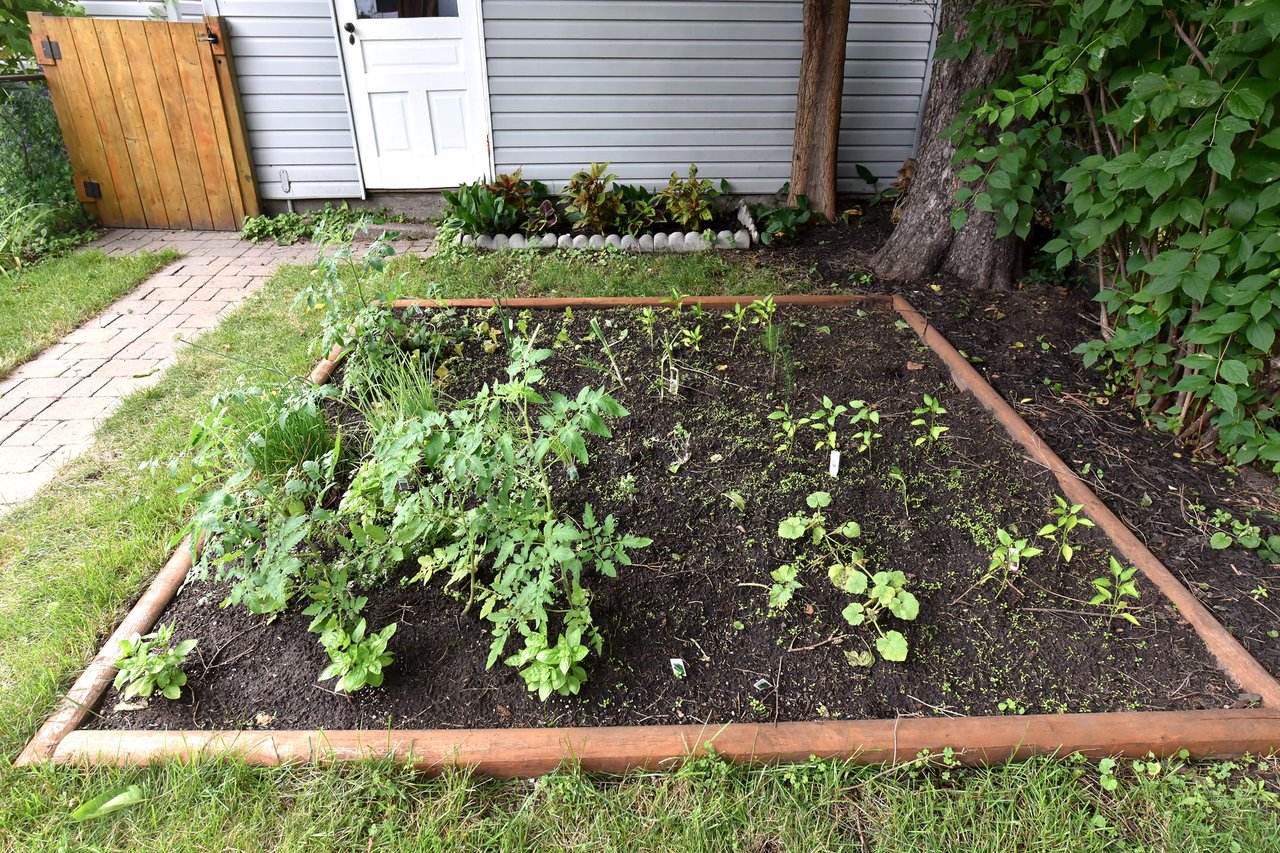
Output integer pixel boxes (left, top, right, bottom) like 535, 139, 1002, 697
41, 37, 60, 62
83, 180, 102, 199
197, 29, 219, 45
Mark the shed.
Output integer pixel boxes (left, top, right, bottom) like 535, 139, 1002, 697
76, 0, 937, 210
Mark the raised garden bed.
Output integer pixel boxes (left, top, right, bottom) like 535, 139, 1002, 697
19, 295, 1280, 776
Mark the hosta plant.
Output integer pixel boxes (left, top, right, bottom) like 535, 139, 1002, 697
441, 181, 520, 235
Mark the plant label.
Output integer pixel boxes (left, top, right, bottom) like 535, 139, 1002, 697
828, 450, 841, 478
669, 658, 687, 679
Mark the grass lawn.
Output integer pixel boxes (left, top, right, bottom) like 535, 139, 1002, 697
0, 248, 1276, 850
0, 248, 180, 379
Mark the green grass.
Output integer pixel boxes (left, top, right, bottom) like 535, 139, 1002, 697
0, 250, 1277, 850
0, 248, 180, 379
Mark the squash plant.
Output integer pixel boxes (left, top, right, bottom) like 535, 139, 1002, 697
944, 0, 1280, 471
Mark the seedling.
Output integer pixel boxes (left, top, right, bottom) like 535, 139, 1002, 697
1037, 495, 1095, 563
639, 307, 658, 346
749, 296, 781, 378
768, 563, 802, 610
887, 465, 908, 517
658, 331, 680, 397
767, 405, 799, 455
318, 617, 397, 693
723, 490, 747, 514
679, 323, 703, 352
112, 622, 196, 701
910, 394, 949, 445
998, 697, 1026, 715
1090, 557, 1140, 626
723, 303, 749, 354
588, 317, 626, 387
984, 527, 1043, 590
848, 400, 882, 456
802, 396, 848, 452
777, 492, 918, 662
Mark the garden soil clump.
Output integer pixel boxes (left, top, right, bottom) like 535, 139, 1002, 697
93, 303, 1237, 732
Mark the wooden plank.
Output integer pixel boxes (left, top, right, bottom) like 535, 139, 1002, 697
71, 19, 148, 228
93, 19, 169, 228
26, 14, 96, 222
44, 709, 1280, 776
146, 21, 213, 230
118, 20, 190, 229
206, 17, 260, 220
192, 21, 243, 226
169, 23, 234, 229
41, 16, 123, 226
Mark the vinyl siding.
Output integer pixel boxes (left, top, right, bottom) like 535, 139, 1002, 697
83, 0, 362, 201
485, 0, 936, 193
79, 1, 205, 21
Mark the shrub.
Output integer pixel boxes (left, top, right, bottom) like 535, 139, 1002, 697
658, 163, 718, 230
562, 162, 626, 233
945, 1, 1280, 471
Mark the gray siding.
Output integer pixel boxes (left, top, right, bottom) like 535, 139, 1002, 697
485, 0, 936, 193
84, 0, 362, 201
79, 1, 205, 21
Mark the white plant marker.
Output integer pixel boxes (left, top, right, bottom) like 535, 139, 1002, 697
828, 450, 841, 478
670, 658, 687, 679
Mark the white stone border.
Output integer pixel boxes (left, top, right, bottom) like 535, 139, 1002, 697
460, 229, 753, 253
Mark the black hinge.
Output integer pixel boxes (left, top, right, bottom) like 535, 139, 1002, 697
83, 181, 102, 199
41, 37, 60, 62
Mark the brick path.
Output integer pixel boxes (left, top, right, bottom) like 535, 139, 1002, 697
0, 228, 433, 515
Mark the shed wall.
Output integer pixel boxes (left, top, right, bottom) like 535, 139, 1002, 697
483, 0, 937, 193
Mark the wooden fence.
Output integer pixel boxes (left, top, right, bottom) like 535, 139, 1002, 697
28, 13, 258, 231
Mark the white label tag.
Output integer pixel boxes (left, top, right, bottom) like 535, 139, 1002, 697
828, 450, 841, 478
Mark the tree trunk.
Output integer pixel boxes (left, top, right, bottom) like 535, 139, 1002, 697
871, 0, 1018, 289
789, 0, 850, 222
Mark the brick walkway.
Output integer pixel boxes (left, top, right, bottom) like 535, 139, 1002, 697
0, 228, 433, 515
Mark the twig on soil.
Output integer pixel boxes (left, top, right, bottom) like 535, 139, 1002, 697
787, 631, 847, 653
906, 695, 963, 718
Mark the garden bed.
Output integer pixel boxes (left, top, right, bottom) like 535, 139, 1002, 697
21, 295, 1280, 774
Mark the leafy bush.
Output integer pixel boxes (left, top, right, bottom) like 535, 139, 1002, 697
441, 180, 520, 235
178, 234, 650, 697
658, 164, 718, 230
0, 82, 89, 268
562, 162, 626, 233
750, 184, 814, 246
616, 183, 664, 236
945, 1, 1280, 470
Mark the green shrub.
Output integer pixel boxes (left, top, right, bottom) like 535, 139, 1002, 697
658, 164, 718, 231
562, 162, 626, 233
946, 1, 1280, 471
441, 180, 520, 235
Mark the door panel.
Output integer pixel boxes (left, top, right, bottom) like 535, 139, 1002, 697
337, 0, 489, 189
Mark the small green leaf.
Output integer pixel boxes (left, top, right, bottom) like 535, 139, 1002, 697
950, 207, 969, 230
778, 517, 807, 540
1210, 531, 1233, 550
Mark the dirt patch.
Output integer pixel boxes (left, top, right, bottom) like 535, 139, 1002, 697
91, 303, 1236, 732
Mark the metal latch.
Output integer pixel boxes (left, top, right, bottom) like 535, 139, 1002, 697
197, 29, 219, 45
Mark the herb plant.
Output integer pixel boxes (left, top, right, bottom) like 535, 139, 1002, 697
1090, 558, 1141, 626
318, 618, 397, 693
802, 396, 848, 452
1037, 495, 1095, 563
767, 405, 798, 455
847, 400, 882, 455
112, 623, 196, 701
910, 394, 949, 445
983, 528, 1043, 591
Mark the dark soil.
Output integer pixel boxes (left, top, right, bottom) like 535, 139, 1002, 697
764, 212, 1280, 680
92, 303, 1236, 732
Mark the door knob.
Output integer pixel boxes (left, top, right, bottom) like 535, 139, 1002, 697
343, 21, 355, 43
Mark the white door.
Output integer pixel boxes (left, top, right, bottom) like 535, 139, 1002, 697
336, 0, 491, 190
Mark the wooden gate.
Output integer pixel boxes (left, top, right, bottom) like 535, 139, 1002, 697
28, 13, 259, 231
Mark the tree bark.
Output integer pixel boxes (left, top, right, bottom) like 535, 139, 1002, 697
871, 0, 1018, 289
789, 0, 851, 222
